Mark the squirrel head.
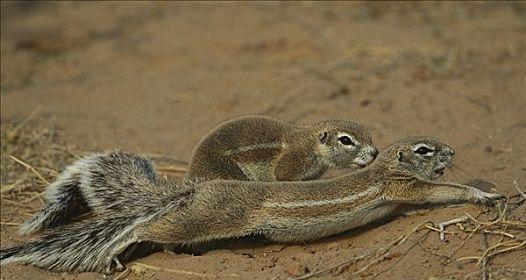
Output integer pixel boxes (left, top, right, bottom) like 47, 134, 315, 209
375, 136, 455, 181
312, 120, 377, 169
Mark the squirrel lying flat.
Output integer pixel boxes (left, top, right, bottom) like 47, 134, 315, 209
0, 136, 504, 274
18, 115, 377, 235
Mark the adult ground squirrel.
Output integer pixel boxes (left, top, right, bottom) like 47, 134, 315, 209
188, 115, 377, 181
18, 115, 377, 235
0, 136, 504, 273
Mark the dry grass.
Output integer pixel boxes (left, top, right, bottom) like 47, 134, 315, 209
0, 111, 186, 207
1, 112, 78, 207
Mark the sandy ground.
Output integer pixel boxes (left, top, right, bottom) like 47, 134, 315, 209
1, 2, 525, 279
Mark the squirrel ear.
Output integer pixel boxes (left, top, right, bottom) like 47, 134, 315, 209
319, 131, 329, 144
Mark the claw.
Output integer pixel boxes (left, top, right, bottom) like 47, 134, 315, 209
103, 269, 113, 279
113, 257, 125, 272
472, 188, 505, 205
485, 193, 506, 206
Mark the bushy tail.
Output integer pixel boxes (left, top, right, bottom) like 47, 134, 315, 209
2, 184, 193, 273
4, 150, 195, 272
18, 154, 99, 235
18, 176, 90, 235
2, 214, 140, 272
19, 150, 158, 235
1, 203, 188, 273
0, 246, 20, 261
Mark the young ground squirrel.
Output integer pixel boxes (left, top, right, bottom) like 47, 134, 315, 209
18, 115, 377, 235
0, 136, 504, 273
188, 115, 377, 181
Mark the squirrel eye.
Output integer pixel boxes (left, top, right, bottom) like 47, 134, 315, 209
415, 146, 434, 155
338, 136, 355, 146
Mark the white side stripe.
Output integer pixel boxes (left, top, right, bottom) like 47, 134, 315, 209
223, 142, 284, 156
263, 186, 379, 208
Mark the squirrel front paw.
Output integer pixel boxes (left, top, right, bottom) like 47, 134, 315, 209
471, 188, 505, 205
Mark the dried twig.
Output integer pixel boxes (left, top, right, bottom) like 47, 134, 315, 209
448, 225, 481, 258
353, 220, 433, 276
438, 215, 468, 241
113, 268, 131, 280
454, 199, 525, 268
130, 262, 214, 278
374, 230, 431, 278
460, 228, 515, 239
292, 251, 375, 280
513, 180, 526, 199
483, 241, 526, 262
294, 221, 434, 279
0, 180, 24, 194
9, 155, 50, 185
457, 240, 526, 265
22, 192, 45, 205
416, 241, 453, 264
481, 232, 489, 280
0, 221, 22, 226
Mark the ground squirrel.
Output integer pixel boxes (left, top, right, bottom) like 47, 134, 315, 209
188, 115, 377, 181
0, 136, 504, 273
18, 115, 377, 235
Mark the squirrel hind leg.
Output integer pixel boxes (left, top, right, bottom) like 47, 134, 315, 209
112, 257, 125, 272
102, 257, 125, 277
103, 236, 139, 275
19, 173, 90, 235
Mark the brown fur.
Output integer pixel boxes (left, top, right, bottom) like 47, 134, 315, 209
188, 115, 377, 181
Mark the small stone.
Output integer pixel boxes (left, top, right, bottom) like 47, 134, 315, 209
285, 263, 309, 277
360, 99, 371, 107
129, 263, 147, 275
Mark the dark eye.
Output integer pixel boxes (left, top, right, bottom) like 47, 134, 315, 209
415, 146, 434, 155
338, 136, 355, 146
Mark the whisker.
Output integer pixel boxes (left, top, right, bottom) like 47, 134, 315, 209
452, 157, 474, 170
451, 162, 475, 180
447, 166, 465, 182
